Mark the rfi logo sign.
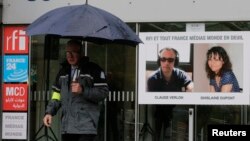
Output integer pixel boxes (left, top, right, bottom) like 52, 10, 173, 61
4, 26, 29, 54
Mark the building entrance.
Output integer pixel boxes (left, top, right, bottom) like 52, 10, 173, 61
29, 35, 137, 141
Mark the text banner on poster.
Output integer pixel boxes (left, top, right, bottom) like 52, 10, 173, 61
138, 31, 250, 105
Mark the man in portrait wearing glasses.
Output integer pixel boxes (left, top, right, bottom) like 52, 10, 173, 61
147, 47, 193, 141
43, 39, 109, 141
147, 47, 193, 92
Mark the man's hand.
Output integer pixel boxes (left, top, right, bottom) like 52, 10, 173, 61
71, 82, 83, 94
43, 114, 52, 127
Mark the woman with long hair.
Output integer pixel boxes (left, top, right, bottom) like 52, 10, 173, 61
205, 46, 240, 92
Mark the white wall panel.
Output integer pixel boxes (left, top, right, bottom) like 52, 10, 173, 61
2, 0, 250, 24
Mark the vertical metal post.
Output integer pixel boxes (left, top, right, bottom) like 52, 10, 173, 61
194, 105, 197, 141
103, 44, 108, 141
135, 22, 140, 141
189, 108, 194, 141
84, 42, 88, 56
27, 35, 32, 141
104, 95, 107, 141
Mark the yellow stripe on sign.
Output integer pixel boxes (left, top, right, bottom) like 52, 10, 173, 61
51, 91, 61, 100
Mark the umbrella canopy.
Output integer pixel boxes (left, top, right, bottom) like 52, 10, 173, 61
26, 4, 142, 46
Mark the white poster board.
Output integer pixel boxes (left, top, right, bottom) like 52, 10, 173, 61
138, 32, 250, 105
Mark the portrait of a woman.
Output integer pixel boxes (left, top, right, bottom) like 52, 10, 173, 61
205, 46, 241, 92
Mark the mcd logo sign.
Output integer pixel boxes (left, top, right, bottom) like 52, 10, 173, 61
4, 26, 29, 54
2, 84, 28, 111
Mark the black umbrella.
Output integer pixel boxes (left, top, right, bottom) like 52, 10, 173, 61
26, 3, 142, 46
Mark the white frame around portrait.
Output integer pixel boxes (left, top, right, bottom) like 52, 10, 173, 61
138, 32, 250, 105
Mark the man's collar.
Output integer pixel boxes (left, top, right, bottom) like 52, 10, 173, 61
71, 66, 78, 69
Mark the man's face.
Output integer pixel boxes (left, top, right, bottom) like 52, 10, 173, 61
159, 50, 176, 74
66, 45, 81, 66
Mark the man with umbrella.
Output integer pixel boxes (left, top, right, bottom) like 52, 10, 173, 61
43, 39, 109, 141
26, 4, 141, 140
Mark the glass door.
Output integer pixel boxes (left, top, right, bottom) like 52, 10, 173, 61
30, 35, 138, 141
30, 35, 64, 141
196, 105, 242, 141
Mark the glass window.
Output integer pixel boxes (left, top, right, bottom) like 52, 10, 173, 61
28, 22, 250, 141
138, 22, 250, 141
